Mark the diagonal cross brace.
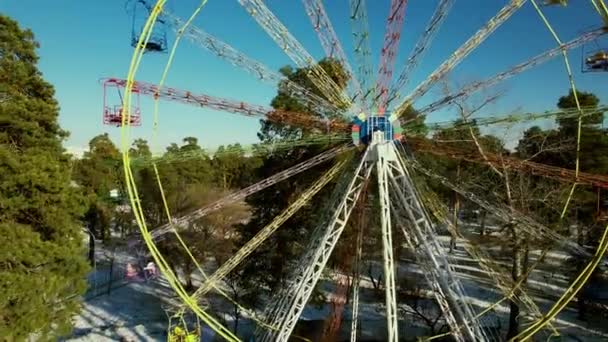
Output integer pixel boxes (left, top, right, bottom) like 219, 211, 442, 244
258, 149, 373, 342
387, 142, 488, 341
142, 144, 351, 244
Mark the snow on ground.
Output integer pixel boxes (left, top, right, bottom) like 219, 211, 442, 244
67, 281, 168, 341
69, 225, 608, 341
64, 244, 170, 341
433, 233, 608, 341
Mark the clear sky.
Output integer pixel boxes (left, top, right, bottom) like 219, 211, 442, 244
1, 0, 606, 155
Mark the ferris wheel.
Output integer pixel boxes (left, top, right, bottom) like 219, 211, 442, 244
115, 0, 608, 341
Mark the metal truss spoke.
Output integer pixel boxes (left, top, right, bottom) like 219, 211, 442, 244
145, 144, 352, 242
395, 143, 562, 337
258, 149, 373, 342
419, 28, 606, 115
401, 156, 560, 334
187, 160, 346, 303
302, 0, 367, 114
387, 0, 454, 107
408, 137, 608, 190
104, 78, 344, 133
390, 203, 468, 342
375, 0, 408, 114
421, 105, 608, 134
238, 0, 352, 109
135, 1, 340, 116
407, 158, 590, 258
386, 141, 488, 341
392, 0, 527, 121
426, 199, 557, 334
349, 0, 374, 116
388, 160, 499, 342
162, 10, 340, 117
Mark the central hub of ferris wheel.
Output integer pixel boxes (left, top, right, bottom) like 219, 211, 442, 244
351, 113, 403, 146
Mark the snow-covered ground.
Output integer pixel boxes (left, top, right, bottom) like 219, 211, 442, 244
67, 226, 608, 341
64, 244, 167, 341
67, 281, 168, 341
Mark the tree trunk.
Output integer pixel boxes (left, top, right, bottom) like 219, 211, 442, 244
184, 264, 194, 292
523, 244, 530, 276
576, 208, 584, 246
507, 239, 525, 339
479, 210, 487, 237
233, 305, 239, 333
393, 240, 401, 280
449, 235, 456, 253
167, 261, 181, 289
107, 257, 114, 295
227, 282, 240, 333
88, 229, 95, 266
597, 187, 601, 221
321, 274, 350, 342
368, 263, 379, 290
101, 225, 107, 241
450, 164, 461, 253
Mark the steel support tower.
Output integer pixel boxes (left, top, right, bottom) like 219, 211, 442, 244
256, 120, 487, 341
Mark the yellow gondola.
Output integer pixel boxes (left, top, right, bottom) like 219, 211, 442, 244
167, 311, 201, 342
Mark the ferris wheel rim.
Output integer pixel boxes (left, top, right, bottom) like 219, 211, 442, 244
118, 1, 608, 340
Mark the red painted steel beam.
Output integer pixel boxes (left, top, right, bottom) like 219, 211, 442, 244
103, 77, 350, 133
375, 0, 408, 115
407, 137, 608, 189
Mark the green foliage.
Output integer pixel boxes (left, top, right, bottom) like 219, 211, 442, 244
129, 138, 152, 159
213, 143, 261, 189
133, 137, 217, 224
0, 15, 88, 339
133, 137, 256, 229
73, 134, 122, 240
236, 59, 354, 302
127, 135, 260, 294
275, 58, 349, 114
421, 120, 507, 209
156, 185, 251, 291
557, 89, 603, 127
74, 133, 121, 197
517, 89, 608, 227
394, 104, 427, 136
262, 57, 350, 141
168, 137, 214, 185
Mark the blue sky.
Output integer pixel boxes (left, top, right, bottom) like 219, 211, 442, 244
1, 0, 606, 155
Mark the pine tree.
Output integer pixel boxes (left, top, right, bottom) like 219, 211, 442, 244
0, 15, 89, 339
73, 134, 123, 264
